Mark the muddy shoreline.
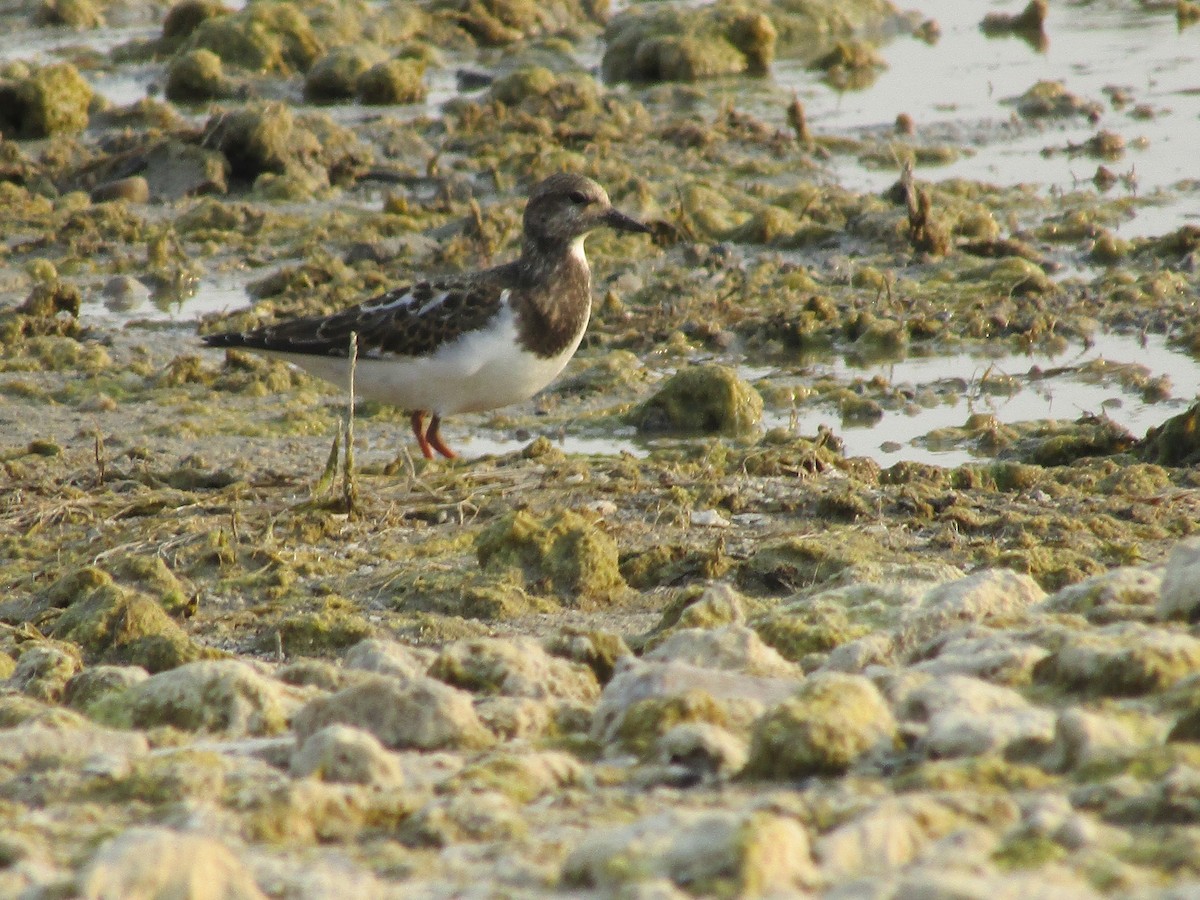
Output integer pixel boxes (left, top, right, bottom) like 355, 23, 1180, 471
3, 0, 1200, 896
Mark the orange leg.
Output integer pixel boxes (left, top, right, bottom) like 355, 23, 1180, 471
410, 411, 434, 459
426, 414, 457, 459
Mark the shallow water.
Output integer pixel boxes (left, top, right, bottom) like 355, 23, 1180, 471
778, 0, 1200, 238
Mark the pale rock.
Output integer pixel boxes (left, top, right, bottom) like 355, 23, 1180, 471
1042, 566, 1161, 620
79, 828, 266, 900
290, 724, 404, 787
817, 794, 1014, 878
591, 658, 794, 746
342, 638, 433, 680
907, 569, 1046, 635
122, 660, 292, 736
0, 721, 148, 768
646, 624, 801, 678
63, 665, 149, 710
658, 722, 748, 778
7, 644, 81, 702
910, 630, 1048, 684
430, 636, 599, 702
293, 674, 493, 751
474, 694, 555, 740
563, 809, 817, 895
675, 582, 746, 628
894, 674, 1054, 758
1034, 622, 1200, 695
825, 633, 896, 672
1158, 538, 1200, 621
1043, 707, 1144, 773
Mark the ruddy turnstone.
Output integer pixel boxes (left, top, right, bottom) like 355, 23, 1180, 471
202, 173, 650, 459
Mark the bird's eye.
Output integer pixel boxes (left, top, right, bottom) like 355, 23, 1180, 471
568, 190, 592, 206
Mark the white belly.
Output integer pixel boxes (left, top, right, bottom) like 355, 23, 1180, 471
258, 304, 587, 416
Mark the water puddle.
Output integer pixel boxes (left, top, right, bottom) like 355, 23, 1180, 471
765, 331, 1200, 467
776, 0, 1200, 238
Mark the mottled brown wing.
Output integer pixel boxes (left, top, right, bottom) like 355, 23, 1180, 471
204, 270, 514, 360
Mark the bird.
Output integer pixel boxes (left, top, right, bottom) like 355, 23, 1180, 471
202, 173, 651, 459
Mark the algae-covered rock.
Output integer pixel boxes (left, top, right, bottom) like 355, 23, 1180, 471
403, 791, 526, 847
357, 58, 427, 105
293, 675, 494, 751
1140, 401, 1200, 467
80, 829, 267, 900
162, 0, 232, 44
36, 0, 104, 28
603, 4, 776, 83
120, 659, 291, 735
204, 102, 323, 182
659, 721, 749, 778
634, 364, 763, 435
1010, 79, 1103, 119
6, 644, 81, 702
64, 665, 149, 712
48, 569, 202, 672
592, 658, 793, 747
447, 750, 583, 803
1034, 622, 1200, 696
646, 624, 800, 678
304, 44, 385, 102
475, 509, 626, 605
744, 672, 896, 777
0, 62, 93, 138
430, 0, 608, 46
165, 48, 238, 102
186, 3, 321, 75
544, 627, 631, 683
563, 809, 817, 894
343, 637, 434, 680
429, 636, 599, 701
290, 724, 405, 787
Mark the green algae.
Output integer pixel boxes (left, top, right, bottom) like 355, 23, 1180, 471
634, 365, 763, 436
475, 509, 626, 606
616, 690, 730, 759
0, 63, 93, 139
744, 674, 896, 778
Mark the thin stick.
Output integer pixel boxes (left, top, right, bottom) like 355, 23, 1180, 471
343, 332, 359, 513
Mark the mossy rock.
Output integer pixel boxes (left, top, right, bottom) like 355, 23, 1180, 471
744, 673, 896, 778
430, 0, 607, 46
476, 509, 626, 605
615, 690, 730, 759
634, 364, 762, 435
0, 63, 93, 139
357, 58, 427, 105
204, 103, 323, 181
752, 605, 870, 662
269, 608, 375, 656
36, 0, 104, 28
1139, 402, 1200, 467
737, 533, 885, 595
165, 48, 236, 103
186, 3, 321, 75
47, 568, 206, 672
603, 4, 776, 83
162, 0, 232, 44
304, 45, 385, 103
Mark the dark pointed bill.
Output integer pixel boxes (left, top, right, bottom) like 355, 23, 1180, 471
603, 207, 651, 234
